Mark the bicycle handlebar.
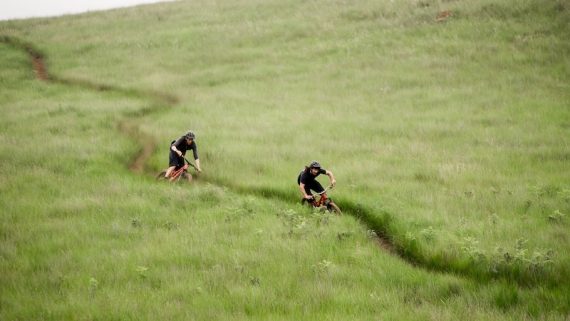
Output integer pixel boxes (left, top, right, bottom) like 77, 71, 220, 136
183, 157, 198, 171
316, 185, 335, 195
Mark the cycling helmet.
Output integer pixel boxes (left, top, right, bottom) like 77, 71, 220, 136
309, 161, 321, 169
184, 131, 196, 140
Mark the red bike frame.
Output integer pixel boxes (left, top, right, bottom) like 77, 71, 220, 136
169, 162, 190, 180
310, 189, 332, 208
302, 185, 341, 214
157, 157, 197, 182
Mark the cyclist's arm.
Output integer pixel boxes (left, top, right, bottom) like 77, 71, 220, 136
171, 144, 182, 156
171, 137, 185, 156
190, 143, 202, 172
299, 182, 311, 199
325, 170, 336, 187
191, 143, 199, 160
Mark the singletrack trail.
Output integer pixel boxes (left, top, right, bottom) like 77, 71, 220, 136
2, 35, 556, 287
0, 34, 404, 261
0, 35, 177, 173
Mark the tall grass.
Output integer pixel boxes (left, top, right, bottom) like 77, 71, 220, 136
1, 0, 570, 319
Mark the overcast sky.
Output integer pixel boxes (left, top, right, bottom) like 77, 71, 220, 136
0, 0, 173, 21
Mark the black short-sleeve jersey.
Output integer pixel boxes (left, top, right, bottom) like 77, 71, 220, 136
299, 168, 327, 185
172, 136, 199, 160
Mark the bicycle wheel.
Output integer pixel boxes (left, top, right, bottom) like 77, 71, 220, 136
327, 202, 342, 215
181, 172, 193, 182
301, 198, 317, 209
156, 171, 168, 180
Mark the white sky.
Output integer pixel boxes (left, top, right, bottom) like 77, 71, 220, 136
0, 0, 174, 21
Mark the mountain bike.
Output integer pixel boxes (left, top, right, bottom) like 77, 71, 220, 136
156, 157, 198, 182
301, 185, 342, 215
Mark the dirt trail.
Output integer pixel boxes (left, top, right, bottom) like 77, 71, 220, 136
118, 120, 158, 173
0, 35, 474, 278
3, 34, 402, 257
1, 35, 48, 80
0, 36, 175, 173
31, 55, 49, 80
3, 35, 548, 287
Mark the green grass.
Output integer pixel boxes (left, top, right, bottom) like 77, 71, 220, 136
1, 0, 570, 319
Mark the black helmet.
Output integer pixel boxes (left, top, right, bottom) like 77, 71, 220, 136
309, 161, 321, 169
184, 131, 195, 140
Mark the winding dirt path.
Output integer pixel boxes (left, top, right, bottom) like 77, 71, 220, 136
31, 55, 49, 80
2, 35, 550, 287
0, 36, 176, 173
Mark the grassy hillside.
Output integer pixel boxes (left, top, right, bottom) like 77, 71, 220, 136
1, 0, 569, 320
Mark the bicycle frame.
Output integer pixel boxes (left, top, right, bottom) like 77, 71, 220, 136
167, 157, 197, 181
306, 185, 334, 208
169, 162, 189, 181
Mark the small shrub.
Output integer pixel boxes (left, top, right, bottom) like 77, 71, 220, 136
313, 211, 330, 227
490, 240, 555, 279
225, 199, 256, 222
461, 237, 486, 262
514, 238, 528, 263
405, 231, 416, 242
420, 226, 435, 242
548, 210, 566, 222
558, 188, 570, 202
162, 221, 179, 230
529, 184, 560, 198
313, 259, 333, 274
277, 209, 308, 237
367, 229, 378, 239
136, 266, 149, 279
337, 231, 352, 241
88, 277, 98, 297
131, 218, 142, 228
528, 249, 555, 274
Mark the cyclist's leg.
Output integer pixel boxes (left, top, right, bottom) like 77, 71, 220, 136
299, 182, 314, 205
164, 166, 176, 178
303, 181, 324, 209
302, 180, 323, 205
166, 150, 182, 178
309, 180, 325, 194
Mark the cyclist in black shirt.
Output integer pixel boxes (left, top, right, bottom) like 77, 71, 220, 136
297, 161, 336, 201
164, 130, 202, 180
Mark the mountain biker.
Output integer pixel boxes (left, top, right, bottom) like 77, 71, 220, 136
164, 130, 202, 180
297, 161, 336, 202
